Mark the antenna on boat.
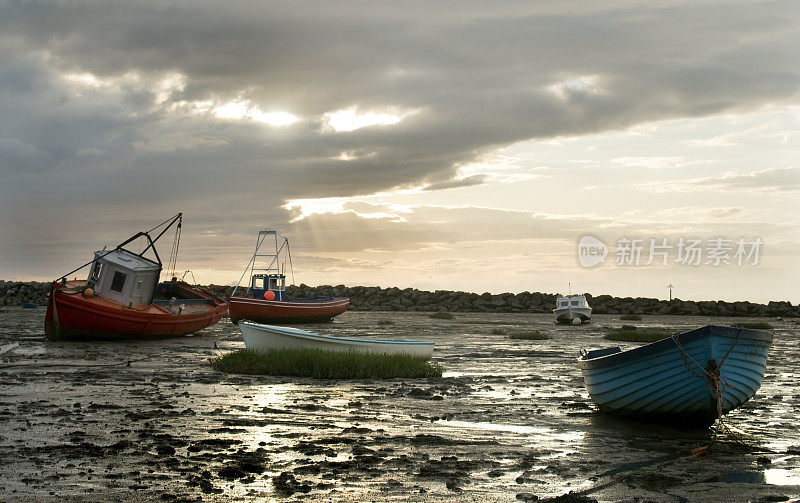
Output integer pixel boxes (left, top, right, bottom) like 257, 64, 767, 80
55, 212, 183, 282
232, 229, 295, 296
165, 216, 182, 281
286, 242, 296, 286
569, 282, 572, 295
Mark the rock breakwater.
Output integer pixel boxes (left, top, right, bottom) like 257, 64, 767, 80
230, 283, 798, 318
2, 280, 797, 318
0, 281, 50, 307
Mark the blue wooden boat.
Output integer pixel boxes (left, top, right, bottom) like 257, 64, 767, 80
20, 302, 39, 309
578, 325, 772, 427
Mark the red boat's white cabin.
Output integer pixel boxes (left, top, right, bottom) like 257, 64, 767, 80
87, 249, 160, 306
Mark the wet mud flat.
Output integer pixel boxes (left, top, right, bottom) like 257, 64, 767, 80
1, 307, 799, 502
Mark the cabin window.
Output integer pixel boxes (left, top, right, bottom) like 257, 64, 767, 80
253, 277, 264, 289
110, 271, 127, 292
90, 261, 103, 281
571, 300, 579, 306
269, 277, 284, 290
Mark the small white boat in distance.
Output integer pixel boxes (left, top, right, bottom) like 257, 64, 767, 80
554, 294, 592, 324
239, 321, 434, 360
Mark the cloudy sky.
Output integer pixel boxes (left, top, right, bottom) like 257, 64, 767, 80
1, 0, 798, 302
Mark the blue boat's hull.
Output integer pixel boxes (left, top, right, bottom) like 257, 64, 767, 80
578, 325, 772, 427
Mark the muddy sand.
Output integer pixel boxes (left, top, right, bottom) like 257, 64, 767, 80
1, 308, 799, 502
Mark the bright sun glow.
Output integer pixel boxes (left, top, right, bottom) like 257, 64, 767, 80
153, 72, 187, 104
62, 71, 186, 101
546, 74, 603, 100
453, 154, 543, 185
61, 71, 299, 126
285, 197, 350, 220
62, 72, 105, 87
334, 149, 377, 161
213, 99, 299, 126
284, 196, 412, 222
322, 106, 418, 132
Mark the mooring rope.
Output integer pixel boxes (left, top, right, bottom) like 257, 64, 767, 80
672, 334, 708, 379
719, 328, 744, 367
671, 331, 745, 444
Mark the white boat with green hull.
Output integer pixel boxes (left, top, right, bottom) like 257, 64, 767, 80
554, 294, 592, 324
239, 321, 434, 360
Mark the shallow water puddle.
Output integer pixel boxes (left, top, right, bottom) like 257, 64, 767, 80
435, 418, 542, 434
765, 468, 800, 486
713, 468, 800, 486
436, 418, 584, 444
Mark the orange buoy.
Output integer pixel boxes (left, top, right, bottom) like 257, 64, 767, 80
263, 290, 275, 301
83, 288, 94, 298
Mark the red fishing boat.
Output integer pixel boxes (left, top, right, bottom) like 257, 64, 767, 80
45, 213, 228, 340
228, 230, 349, 324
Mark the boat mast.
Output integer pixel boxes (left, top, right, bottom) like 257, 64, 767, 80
232, 230, 290, 296
139, 213, 182, 261
56, 212, 183, 282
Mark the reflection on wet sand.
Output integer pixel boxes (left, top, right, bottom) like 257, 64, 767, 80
0, 308, 798, 501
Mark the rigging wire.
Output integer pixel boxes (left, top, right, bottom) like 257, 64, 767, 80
180, 269, 197, 285
287, 240, 296, 286
166, 219, 182, 279
55, 213, 182, 281
147, 212, 181, 234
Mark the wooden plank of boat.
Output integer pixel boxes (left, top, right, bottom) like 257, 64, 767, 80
239, 321, 434, 360
46, 280, 228, 340
578, 325, 772, 427
228, 296, 350, 324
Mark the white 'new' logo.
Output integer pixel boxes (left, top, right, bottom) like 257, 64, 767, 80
578, 235, 608, 267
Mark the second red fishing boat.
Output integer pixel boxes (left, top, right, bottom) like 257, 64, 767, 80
228, 230, 349, 324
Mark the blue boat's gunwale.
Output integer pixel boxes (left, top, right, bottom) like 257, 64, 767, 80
578, 325, 772, 371
239, 321, 432, 346
582, 336, 767, 392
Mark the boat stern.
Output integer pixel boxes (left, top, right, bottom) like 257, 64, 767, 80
44, 281, 61, 340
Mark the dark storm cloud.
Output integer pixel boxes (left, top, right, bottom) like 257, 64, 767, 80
1, 0, 799, 276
